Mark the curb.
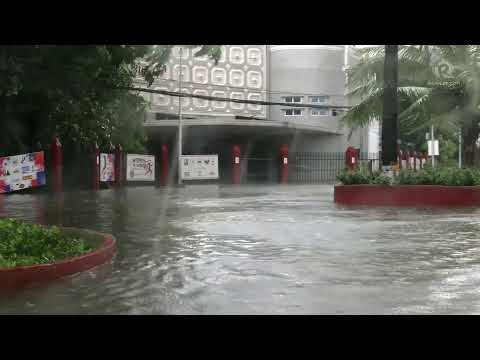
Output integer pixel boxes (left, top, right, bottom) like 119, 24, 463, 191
0, 229, 116, 290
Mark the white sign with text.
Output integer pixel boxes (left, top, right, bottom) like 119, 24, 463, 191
180, 155, 219, 180
126, 154, 155, 181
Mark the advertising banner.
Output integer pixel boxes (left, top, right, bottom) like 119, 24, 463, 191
100, 153, 115, 182
0, 151, 46, 194
126, 154, 155, 181
180, 155, 219, 180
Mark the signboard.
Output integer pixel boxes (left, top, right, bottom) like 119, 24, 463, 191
428, 140, 439, 156
180, 155, 219, 180
126, 154, 155, 181
0, 151, 46, 194
100, 153, 115, 182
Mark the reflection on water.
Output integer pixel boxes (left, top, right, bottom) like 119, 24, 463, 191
1, 185, 480, 314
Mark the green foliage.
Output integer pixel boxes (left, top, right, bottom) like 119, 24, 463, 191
338, 166, 480, 186
343, 45, 480, 166
0, 218, 94, 268
0, 45, 222, 156
336, 169, 391, 185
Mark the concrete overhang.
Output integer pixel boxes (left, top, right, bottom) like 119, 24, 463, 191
144, 117, 344, 137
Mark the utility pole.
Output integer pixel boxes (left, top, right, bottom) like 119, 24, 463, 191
459, 127, 462, 168
430, 124, 435, 168
177, 47, 183, 185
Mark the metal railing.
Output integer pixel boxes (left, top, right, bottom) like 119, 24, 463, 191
289, 152, 380, 183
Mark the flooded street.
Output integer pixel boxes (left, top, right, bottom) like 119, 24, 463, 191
2, 184, 480, 314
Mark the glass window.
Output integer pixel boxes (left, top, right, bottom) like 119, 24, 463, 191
284, 96, 303, 103
284, 108, 303, 116
311, 108, 329, 116
310, 96, 329, 103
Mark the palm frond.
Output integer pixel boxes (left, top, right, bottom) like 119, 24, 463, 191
341, 88, 384, 134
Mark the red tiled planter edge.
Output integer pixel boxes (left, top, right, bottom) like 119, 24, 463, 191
0, 229, 116, 290
334, 185, 480, 207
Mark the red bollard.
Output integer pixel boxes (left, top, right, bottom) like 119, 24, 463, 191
50, 136, 63, 193
345, 146, 358, 170
422, 152, 428, 169
114, 144, 123, 187
232, 145, 241, 185
92, 143, 100, 190
279, 144, 289, 184
413, 151, 418, 171
160, 144, 169, 186
408, 151, 415, 170
401, 150, 408, 170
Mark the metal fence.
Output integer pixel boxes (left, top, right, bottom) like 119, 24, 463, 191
289, 152, 380, 183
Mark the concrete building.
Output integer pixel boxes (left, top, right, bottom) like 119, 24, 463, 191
139, 45, 377, 182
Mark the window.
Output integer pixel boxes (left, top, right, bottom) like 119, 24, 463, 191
283, 96, 303, 103
284, 108, 303, 116
310, 96, 329, 103
311, 108, 329, 116
332, 109, 345, 117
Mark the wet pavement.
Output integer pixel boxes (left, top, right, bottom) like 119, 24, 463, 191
1, 184, 480, 314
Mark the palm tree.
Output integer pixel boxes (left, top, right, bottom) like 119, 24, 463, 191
381, 45, 398, 167
343, 45, 480, 167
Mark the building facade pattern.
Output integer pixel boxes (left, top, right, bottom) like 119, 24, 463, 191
138, 45, 267, 119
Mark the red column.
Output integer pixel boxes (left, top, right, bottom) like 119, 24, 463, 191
92, 143, 100, 190
345, 146, 357, 170
404, 150, 409, 169
401, 150, 408, 170
114, 144, 123, 187
50, 136, 63, 193
422, 152, 428, 168
279, 144, 289, 184
232, 145, 241, 185
160, 144, 169, 186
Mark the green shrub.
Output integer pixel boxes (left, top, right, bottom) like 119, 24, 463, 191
338, 166, 480, 186
337, 169, 372, 185
337, 169, 391, 185
0, 218, 94, 268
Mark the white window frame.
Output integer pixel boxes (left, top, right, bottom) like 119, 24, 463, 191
283, 108, 303, 116
309, 95, 329, 104
283, 96, 303, 104
311, 108, 329, 116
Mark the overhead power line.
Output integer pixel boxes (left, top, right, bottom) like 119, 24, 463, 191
135, 77, 347, 98
118, 86, 351, 110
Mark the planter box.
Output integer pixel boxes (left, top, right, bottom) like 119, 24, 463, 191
334, 185, 480, 207
0, 227, 116, 290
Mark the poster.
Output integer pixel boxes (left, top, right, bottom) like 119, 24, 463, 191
0, 151, 46, 194
126, 154, 155, 181
180, 155, 219, 180
100, 153, 115, 182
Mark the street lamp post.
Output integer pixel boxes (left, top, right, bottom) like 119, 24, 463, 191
177, 47, 183, 185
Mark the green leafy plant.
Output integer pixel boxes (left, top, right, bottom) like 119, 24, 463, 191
0, 218, 94, 268
338, 166, 480, 186
337, 169, 391, 185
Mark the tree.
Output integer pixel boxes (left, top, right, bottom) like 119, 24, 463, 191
0, 45, 221, 156
343, 45, 480, 167
381, 45, 399, 166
